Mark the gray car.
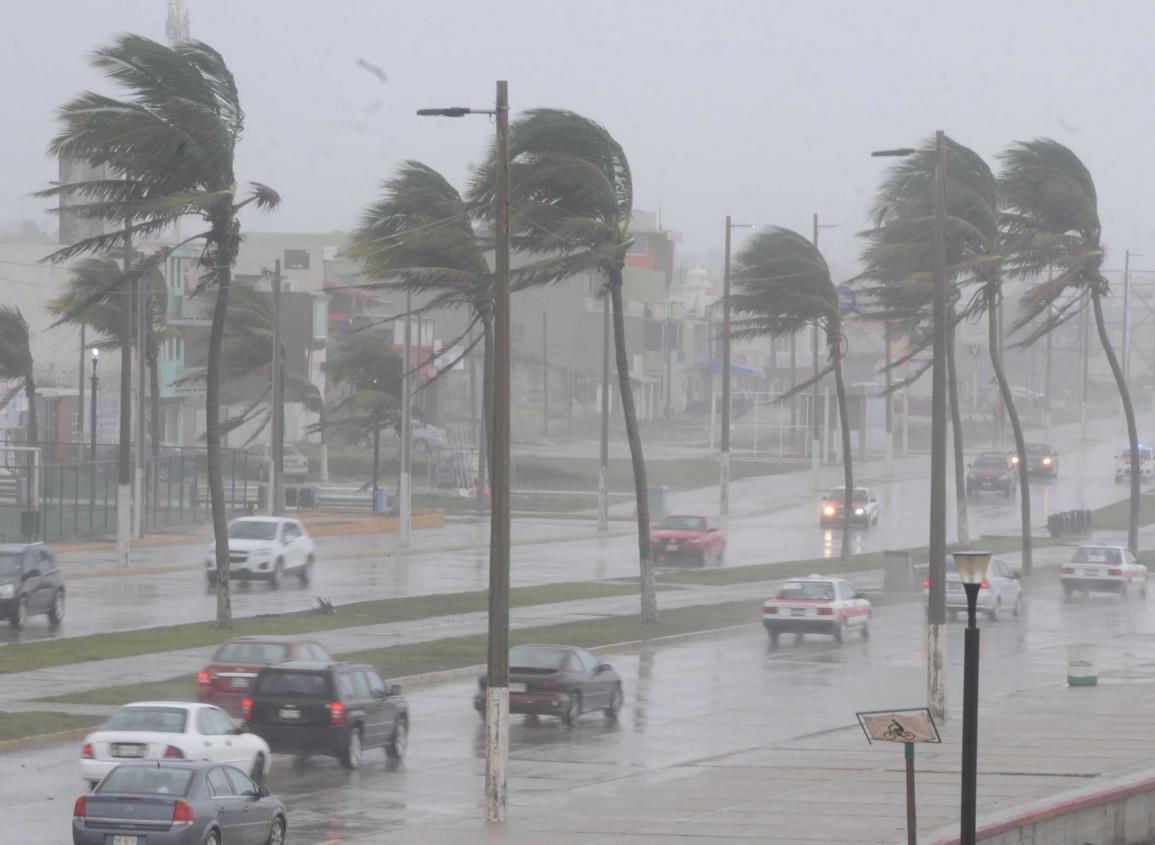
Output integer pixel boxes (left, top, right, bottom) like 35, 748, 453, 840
72, 760, 286, 845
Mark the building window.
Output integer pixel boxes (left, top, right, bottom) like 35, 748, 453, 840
626, 239, 648, 257
312, 298, 329, 342
284, 249, 310, 270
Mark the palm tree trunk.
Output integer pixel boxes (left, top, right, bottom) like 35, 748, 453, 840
1092, 287, 1140, 551
206, 229, 234, 629
477, 312, 493, 512
24, 375, 38, 515
609, 268, 657, 624
988, 298, 1032, 573
148, 342, 161, 521
831, 330, 854, 562
946, 311, 970, 544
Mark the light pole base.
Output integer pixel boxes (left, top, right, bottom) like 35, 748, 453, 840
399, 471, 411, 547
719, 451, 731, 515
885, 433, 895, 478
811, 438, 820, 490
927, 621, 947, 724
483, 686, 509, 823
597, 465, 608, 532
116, 483, 132, 567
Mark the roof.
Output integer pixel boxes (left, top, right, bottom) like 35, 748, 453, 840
218, 634, 316, 645
118, 701, 212, 709
257, 660, 345, 671
229, 516, 292, 524
104, 760, 218, 770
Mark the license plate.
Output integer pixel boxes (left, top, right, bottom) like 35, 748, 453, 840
112, 744, 144, 758
791, 608, 806, 617
228, 677, 250, 689
278, 707, 300, 720
509, 682, 527, 693
111, 836, 140, 845
1082, 569, 1097, 577
666, 542, 678, 551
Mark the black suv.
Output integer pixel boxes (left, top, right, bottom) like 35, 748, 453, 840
243, 661, 408, 769
0, 543, 65, 629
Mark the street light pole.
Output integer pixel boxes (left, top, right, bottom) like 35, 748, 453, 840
90, 348, 99, 518
598, 298, 610, 532
954, 550, 992, 845
400, 291, 412, 547
721, 216, 732, 517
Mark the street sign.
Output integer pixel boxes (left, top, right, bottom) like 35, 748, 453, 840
837, 284, 857, 317
857, 707, 941, 744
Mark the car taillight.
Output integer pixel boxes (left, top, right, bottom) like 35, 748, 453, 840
764, 606, 778, 615
197, 671, 211, 686
922, 578, 931, 588
172, 800, 194, 824
538, 680, 559, 690
1060, 567, 1074, 575
329, 701, 346, 726
164, 745, 184, 759
1109, 568, 1123, 576
73, 796, 87, 818
81, 743, 93, 759
980, 580, 990, 590
241, 698, 252, 720
817, 608, 833, 616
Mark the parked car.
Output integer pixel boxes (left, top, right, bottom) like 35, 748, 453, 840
72, 760, 286, 845
761, 575, 871, 646
243, 443, 309, 482
1060, 545, 1148, 600
205, 517, 316, 588
243, 661, 409, 769
433, 450, 479, 489
966, 452, 1017, 497
380, 423, 449, 453
650, 514, 726, 565
819, 487, 879, 528
0, 542, 65, 630
1115, 445, 1154, 482
79, 702, 272, 791
922, 554, 1022, 621
198, 636, 334, 716
473, 644, 623, 726
1013, 442, 1059, 478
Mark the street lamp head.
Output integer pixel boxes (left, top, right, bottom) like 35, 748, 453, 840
416, 107, 473, 117
870, 147, 917, 157
953, 550, 992, 585
90, 348, 99, 361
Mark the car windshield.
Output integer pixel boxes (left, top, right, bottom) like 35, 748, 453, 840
831, 488, 869, 502
255, 670, 332, 697
1072, 547, 1122, 565
974, 455, 1006, 469
509, 646, 567, 670
105, 707, 188, 733
214, 642, 290, 664
97, 766, 195, 796
661, 516, 706, 531
228, 521, 278, 541
0, 553, 21, 577
1026, 444, 1050, 455
777, 581, 835, 600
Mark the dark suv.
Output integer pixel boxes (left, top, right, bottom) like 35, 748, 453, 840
243, 661, 408, 769
0, 543, 65, 629
966, 452, 1017, 498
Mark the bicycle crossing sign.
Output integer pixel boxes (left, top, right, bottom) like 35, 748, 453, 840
856, 707, 941, 744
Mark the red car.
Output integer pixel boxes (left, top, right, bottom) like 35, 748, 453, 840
650, 514, 726, 565
197, 635, 333, 715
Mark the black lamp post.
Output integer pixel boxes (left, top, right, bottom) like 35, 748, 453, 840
954, 549, 992, 845
89, 348, 99, 464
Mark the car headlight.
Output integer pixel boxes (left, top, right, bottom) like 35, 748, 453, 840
1042, 457, 1052, 465
823, 505, 836, 516
1011, 455, 1019, 464
854, 508, 864, 516
0, 584, 13, 599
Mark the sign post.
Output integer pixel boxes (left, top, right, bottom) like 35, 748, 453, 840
857, 707, 941, 845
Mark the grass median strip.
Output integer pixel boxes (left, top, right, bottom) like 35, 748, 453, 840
0, 711, 101, 742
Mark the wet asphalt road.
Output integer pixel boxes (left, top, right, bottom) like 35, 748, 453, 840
7, 574, 1155, 843
0, 436, 1129, 645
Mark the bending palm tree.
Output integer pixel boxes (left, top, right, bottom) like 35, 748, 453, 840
42, 35, 279, 627
731, 228, 854, 560
1000, 138, 1139, 552
0, 308, 38, 515
471, 109, 657, 622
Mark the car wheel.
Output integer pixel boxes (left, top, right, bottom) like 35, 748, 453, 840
767, 629, 779, 649
604, 685, 623, 721
1013, 596, 1021, 618
339, 727, 363, 770
716, 545, 725, 564
386, 717, 408, 760
297, 556, 314, 586
250, 753, 266, 785
205, 572, 217, 589
268, 560, 283, 589
833, 620, 845, 644
266, 816, 286, 845
988, 599, 1000, 622
413, 439, 429, 454
205, 830, 221, 845
562, 693, 581, 727
48, 590, 65, 626
10, 597, 28, 630
1063, 584, 1074, 602
1142, 580, 1148, 599
861, 620, 870, 640
697, 551, 707, 567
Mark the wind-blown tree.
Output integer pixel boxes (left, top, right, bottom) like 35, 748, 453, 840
344, 162, 492, 510
0, 308, 38, 447
860, 139, 1034, 571
1001, 138, 1140, 552
731, 228, 855, 560
41, 35, 280, 628
470, 109, 658, 623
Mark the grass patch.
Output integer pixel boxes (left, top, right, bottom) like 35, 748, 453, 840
0, 711, 100, 742
1090, 492, 1155, 532
0, 580, 644, 676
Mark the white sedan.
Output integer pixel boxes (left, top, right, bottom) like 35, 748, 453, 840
761, 575, 872, 646
80, 701, 271, 790
205, 516, 316, 588
1061, 545, 1149, 600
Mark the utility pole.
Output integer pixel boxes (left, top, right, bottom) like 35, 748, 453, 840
665, 312, 673, 419
542, 311, 549, 437
117, 226, 133, 567
598, 300, 609, 532
1045, 304, 1053, 445
721, 216, 733, 517
270, 259, 283, 515
134, 245, 146, 538
77, 324, 85, 453
884, 320, 894, 476
1124, 250, 1132, 388
400, 292, 412, 547
1081, 297, 1090, 444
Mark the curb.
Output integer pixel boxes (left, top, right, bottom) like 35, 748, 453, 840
0, 726, 94, 756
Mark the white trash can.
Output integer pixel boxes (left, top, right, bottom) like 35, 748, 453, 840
1067, 643, 1097, 687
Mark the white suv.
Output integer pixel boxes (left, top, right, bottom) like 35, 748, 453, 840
205, 517, 316, 588
1115, 446, 1154, 482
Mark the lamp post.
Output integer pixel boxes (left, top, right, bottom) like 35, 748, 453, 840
90, 348, 99, 527
954, 549, 992, 845
418, 82, 510, 824
721, 217, 755, 518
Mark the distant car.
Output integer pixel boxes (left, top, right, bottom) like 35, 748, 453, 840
922, 554, 1022, 621
198, 636, 334, 716
966, 452, 1017, 497
205, 517, 316, 589
1115, 446, 1154, 482
80, 702, 272, 791
433, 450, 479, 489
0, 542, 65, 630
244, 661, 409, 769
819, 487, 879, 527
243, 443, 309, 482
380, 423, 449, 453
1060, 545, 1148, 600
650, 514, 726, 565
761, 575, 871, 646
473, 644, 623, 726
1013, 442, 1059, 478
72, 760, 286, 845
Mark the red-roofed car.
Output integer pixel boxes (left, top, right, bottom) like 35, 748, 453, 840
197, 636, 332, 716
650, 514, 725, 566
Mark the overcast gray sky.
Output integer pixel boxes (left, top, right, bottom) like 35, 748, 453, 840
5, 0, 1155, 279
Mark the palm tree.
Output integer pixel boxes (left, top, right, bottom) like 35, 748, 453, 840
730, 228, 855, 559
41, 35, 279, 628
345, 162, 492, 510
470, 109, 658, 623
0, 308, 38, 514
1000, 138, 1140, 552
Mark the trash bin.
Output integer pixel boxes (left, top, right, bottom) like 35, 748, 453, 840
647, 486, 668, 519
883, 549, 914, 591
373, 487, 390, 514
1067, 643, 1097, 686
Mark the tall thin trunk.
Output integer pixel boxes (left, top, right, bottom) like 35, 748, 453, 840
609, 267, 657, 624
831, 329, 853, 562
148, 341, 161, 516
989, 296, 1032, 573
1092, 287, 1140, 551
24, 375, 38, 514
946, 311, 970, 544
477, 311, 493, 512
207, 224, 235, 629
